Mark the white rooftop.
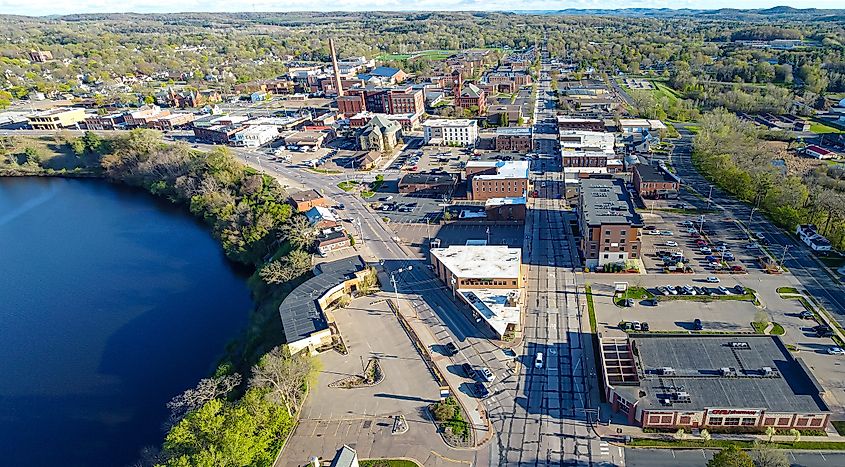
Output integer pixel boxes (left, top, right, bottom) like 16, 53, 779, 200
474, 160, 530, 180
305, 206, 337, 224
459, 289, 520, 337
431, 245, 522, 279
618, 118, 650, 127
485, 196, 527, 207
423, 118, 477, 128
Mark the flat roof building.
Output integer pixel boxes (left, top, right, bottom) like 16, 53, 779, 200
398, 172, 458, 197
27, 108, 86, 130
466, 160, 531, 201
430, 245, 524, 338
423, 118, 478, 146
602, 334, 830, 431
559, 130, 615, 153
578, 178, 643, 269
495, 126, 533, 153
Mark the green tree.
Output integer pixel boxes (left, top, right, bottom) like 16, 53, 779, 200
752, 441, 788, 467
707, 445, 753, 467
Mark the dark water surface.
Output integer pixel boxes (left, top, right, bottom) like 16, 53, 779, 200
0, 177, 253, 466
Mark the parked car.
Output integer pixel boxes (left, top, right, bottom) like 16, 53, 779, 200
461, 363, 474, 377
693, 286, 705, 295
700, 247, 712, 254
660, 230, 674, 236
724, 253, 736, 261
735, 285, 747, 295
827, 347, 845, 356
535, 352, 544, 369
622, 298, 635, 307
643, 299, 658, 307
473, 382, 490, 398
477, 367, 495, 382
632, 321, 642, 331
666, 285, 678, 295
693, 319, 703, 330
642, 322, 650, 331
657, 286, 670, 296
706, 276, 720, 283
444, 342, 458, 356
644, 225, 657, 231
756, 232, 765, 240
731, 265, 744, 272
718, 286, 730, 294
799, 310, 815, 320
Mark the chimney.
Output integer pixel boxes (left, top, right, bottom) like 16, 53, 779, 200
329, 38, 343, 98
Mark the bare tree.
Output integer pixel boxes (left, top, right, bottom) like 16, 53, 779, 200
165, 373, 242, 427
752, 441, 788, 467
249, 346, 316, 416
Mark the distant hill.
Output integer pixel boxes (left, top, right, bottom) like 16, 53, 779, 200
511, 6, 845, 21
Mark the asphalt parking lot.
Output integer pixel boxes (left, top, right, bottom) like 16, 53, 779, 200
282, 297, 444, 467
639, 205, 764, 275
367, 181, 447, 225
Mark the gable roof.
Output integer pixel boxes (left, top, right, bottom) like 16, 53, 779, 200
461, 83, 483, 98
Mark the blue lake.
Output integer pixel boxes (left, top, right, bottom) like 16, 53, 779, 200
0, 177, 253, 466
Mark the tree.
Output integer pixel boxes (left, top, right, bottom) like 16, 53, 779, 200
765, 426, 776, 443
258, 249, 312, 284
675, 428, 686, 440
752, 441, 788, 467
707, 445, 753, 467
249, 346, 317, 416
701, 429, 711, 444
165, 373, 242, 427
788, 428, 800, 445
282, 215, 316, 250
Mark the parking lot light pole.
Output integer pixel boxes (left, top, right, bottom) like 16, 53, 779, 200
391, 266, 414, 317
749, 207, 758, 225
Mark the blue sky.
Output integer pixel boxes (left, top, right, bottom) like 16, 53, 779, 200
0, 1, 836, 17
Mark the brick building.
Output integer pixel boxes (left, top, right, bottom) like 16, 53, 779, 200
495, 127, 533, 153
633, 164, 680, 199
600, 335, 829, 431
578, 178, 643, 268
466, 160, 530, 201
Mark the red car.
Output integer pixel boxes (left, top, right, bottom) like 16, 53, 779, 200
731, 265, 744, 272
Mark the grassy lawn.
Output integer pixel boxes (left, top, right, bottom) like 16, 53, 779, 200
656, 288, 756, 303
614, 286, 654, 306
834, 421, 845, 436
337, 180, 359, 191
585, 285, 597, 334
776, 286, 799, 295
360, 460, 421, 467
306, 167, 342, 175
809, 122, 845, 134
652, 81, 682, 105
628, 438, 845, 450
361, 190, 375, 198
751, 321, 785, 335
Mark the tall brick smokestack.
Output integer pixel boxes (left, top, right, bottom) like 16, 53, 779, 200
329, 38, 343, 97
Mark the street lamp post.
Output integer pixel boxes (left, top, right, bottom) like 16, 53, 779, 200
391, 266, 414, 317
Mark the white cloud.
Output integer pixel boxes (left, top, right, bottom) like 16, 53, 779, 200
0, 0, 833, 17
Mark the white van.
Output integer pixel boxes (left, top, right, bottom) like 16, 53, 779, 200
535, 352, 544, 369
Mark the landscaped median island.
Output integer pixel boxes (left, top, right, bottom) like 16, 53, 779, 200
1, 129, 322, 465
429, 396, 472, 447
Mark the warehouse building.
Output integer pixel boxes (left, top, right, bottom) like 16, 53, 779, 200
601, 334, 830, 431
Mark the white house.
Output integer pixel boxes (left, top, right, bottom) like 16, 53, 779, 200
796, 224, 832, 252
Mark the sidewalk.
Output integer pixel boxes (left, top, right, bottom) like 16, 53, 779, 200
374, 271, 491, 447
